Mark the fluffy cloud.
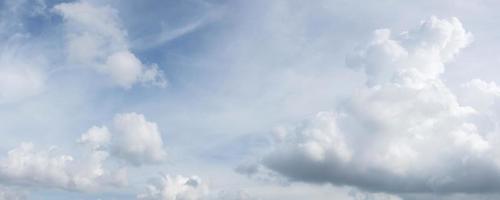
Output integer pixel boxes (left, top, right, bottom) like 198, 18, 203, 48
458, 79, 500, 111
78, 126, 111, 149
137, 175, 208, 200
0, 112, 165, 194
0, 142, 126, 192
137, 174, 257, 200
53, 0, 166, 89
0, 186, 26, 200
79, 112, 167, 165
346, 16, 473, 87
261, 17, 500, 193
112, 112, 167, 165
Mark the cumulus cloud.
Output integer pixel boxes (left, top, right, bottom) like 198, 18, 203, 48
346, 16, 472, 87
458, 79, 500, 111
53, 0, 166, 89
137, 174, 209, 200
0, 142, 126, 192
0, 112, 165, 193
78, 112, 167, 165
0, 186, 26, 200
111, 112, 167, 165
261, 17, 500, 193
78, 126, 111, 150
137, 174, 257, 200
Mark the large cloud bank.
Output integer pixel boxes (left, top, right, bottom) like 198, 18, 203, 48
262, 17, 500, 193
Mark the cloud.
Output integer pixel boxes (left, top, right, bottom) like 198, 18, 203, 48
0, 111, 165, 194
137, 174, 209, 200
111, 112, 167, 165
137, 174, 257, 200
0, 186, 26, 200
0, 67, 44, 104
0, 142, 126, 192
53, 0, 166, 89
78, 126, 111, 150
348, 189, 402, 200
260, 17, 500, 193
346, 16, 472, 87
458, 79, 500, 111
0, 34, 47, 104
79, 112, 167, 165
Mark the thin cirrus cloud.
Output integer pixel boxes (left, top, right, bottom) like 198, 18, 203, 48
259, 16, 500, 194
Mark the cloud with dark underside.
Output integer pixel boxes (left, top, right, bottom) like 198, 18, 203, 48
259, 16, 500, 194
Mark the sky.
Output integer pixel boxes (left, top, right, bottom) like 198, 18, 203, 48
2, 0, 500, 199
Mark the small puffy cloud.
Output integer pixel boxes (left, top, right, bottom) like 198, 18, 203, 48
76, 112, 167, 166
112, 112, 167, 165
0, 142, 126, 192
261, 17, 500, 194
137, 174, 208, 200
78, 126, 111, 150
137, 174, 257, 200
53, 0, 166, 89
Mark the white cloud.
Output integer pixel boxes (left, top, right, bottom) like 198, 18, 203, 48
0, 67, 44, 104
53, 0, 166, 89
346, 16, 472, 87
112, 112, 167, 165
261, 17, 500, 193
0, 35, 46, 104
0, 142, 126, 192
0, 186, 26, 200
348, 189, 402, 200
76, 112, 167, 166
137, 174, 208, 200
458, 79, 500, 111
0, 117, 128, 193
78, 126, 111, 150
137, 174, 258, 200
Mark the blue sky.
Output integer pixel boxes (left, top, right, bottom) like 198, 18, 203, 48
2, 0, 500, 199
